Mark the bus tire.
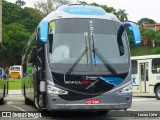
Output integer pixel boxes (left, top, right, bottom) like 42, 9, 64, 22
155, 86, 160, 100
0, 98, 4, 105
25, 97, 31, 105
24, 85, 30, 105
0, 87, 4, 105
97, 110, 109, 115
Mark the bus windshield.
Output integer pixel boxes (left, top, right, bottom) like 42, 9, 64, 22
48, 18, 129, 73
10, 67, 20, 71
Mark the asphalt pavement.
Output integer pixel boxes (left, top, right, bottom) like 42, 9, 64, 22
0, 91, 159, 120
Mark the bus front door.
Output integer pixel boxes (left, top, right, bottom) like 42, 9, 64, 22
140, 62, 149, 93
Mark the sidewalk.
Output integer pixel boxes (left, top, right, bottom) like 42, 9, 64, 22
8, 90, 22, 95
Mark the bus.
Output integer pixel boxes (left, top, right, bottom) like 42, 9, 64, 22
131, 55, 160, 100
9, 65, 23, 79
0, 68, 4, 79
0, 68, 8, 104
21, 4, 141, 113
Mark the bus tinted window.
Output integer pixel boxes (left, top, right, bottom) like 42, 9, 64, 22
131, 60, 137, 74
49, 18, 128, 64
152, 59, 160, 73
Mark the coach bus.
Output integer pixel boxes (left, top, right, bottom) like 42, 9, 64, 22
21, 4, 141, 114
131, 55, 160, 100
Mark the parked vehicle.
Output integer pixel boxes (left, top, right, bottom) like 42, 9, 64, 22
9, 65, 23, 79
131, 55, 160, 100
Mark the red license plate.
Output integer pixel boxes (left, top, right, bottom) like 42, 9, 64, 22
85, 99, 100, 104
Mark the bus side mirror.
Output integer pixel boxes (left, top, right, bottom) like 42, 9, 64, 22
123, 22, 141, 46
39, 20, 48, 44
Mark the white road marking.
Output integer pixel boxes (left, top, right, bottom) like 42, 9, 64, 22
127, 109, 138, 111
132, 98, 156, 101
9, 104, 26, 112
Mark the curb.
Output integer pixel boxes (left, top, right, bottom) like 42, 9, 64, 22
8, 90, 22, 95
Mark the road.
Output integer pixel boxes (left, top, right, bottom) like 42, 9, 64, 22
0, 93, 160, 120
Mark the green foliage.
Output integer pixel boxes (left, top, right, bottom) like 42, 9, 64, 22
3, 23, 31, 65
2, 0, 41, 33
138, 18, 156, 25
141, 28, 155, 42
80, 1, 128, 22
154, 30, 160, 45
131, 46, 155, 56
1, 0, 41, 68
126, 29, 134, 48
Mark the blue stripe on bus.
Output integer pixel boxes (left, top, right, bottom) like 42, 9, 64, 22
61, 5, 106, 15
99, 76, 123, 86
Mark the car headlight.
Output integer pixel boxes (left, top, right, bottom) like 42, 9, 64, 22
47, 84, 68, 95
118, 84, 132, 94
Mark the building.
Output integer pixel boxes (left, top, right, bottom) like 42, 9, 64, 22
141, 24, 160, 31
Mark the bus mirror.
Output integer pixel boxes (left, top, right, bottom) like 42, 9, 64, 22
39, 20, 48, 44
123, 22, 141, 46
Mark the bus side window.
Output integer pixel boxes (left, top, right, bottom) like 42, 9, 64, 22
152, 59, 160, 74
131, 60, 137, 74
37, 31, 45, 80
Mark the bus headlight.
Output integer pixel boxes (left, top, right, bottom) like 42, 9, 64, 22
118, 85, 132, 94
47, 84, 68, 95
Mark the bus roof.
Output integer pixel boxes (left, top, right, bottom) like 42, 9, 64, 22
43, 4, 119, 22
10, 65, 22, 67
131, 55, 160, 60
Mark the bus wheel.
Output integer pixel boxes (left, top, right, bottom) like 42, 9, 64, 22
97, 110, 109, 115
24, 86, 30, 105
0, 87, 4, 105
25, 97, 31, 105
155, 86, 160, 100
0, 98, 4, 105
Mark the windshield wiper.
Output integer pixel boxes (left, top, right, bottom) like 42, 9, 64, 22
91, 34, 96, 65
67, 33, 89, 74
66, 48, 88, 74
91, 34, 117, 75
92, 48, 117, 75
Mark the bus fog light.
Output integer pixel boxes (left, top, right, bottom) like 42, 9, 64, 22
118, 85, 132, 94
47, 84, 68, 95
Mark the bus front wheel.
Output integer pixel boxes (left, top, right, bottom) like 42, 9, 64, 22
155, 86, 160, 100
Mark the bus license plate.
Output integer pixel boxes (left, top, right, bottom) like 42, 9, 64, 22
85, 99, 100, 104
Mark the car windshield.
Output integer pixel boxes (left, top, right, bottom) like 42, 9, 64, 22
48, 18, 129, 73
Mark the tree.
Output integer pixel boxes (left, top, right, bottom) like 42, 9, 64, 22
79, 1, 128, 22
140, 28, 155, 47
138, 18, 156, 26
0, 0, 2, 44
2, 23, 31, 66
3, 0, 41, 32
117, 9, 128, 22
1, 0, 42, 68
15, 0, 26, 7
34, 0, 71, 16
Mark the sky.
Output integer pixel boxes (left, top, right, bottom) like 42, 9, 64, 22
6, 0, 160, 23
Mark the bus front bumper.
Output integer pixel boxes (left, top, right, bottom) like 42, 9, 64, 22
46, 93, 132, 111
